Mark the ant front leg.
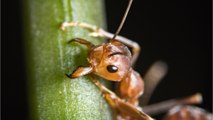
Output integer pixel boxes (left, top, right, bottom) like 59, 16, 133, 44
90, 77, 154, 120
65, 38, 94, 78
60, 21, 140, 65
61, 21, 103, 37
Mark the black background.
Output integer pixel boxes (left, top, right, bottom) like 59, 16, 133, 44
2, 0, 212, 119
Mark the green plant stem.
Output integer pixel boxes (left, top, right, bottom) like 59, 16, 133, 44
23, 0, 112, 119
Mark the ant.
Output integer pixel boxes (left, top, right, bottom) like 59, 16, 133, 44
60, 0, 212, 119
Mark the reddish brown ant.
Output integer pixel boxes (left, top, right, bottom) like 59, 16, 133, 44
163, 105, 213, 120
61, 0, 153, 119
60, 0, 212, 119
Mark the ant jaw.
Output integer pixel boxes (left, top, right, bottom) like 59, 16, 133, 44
66, 66, 93, 79
65, 74, 70, 78
65, 74, 77, 79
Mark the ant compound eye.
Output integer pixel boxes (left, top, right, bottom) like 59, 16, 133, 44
107, 65, 118, 73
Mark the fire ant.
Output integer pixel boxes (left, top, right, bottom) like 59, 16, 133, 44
60, 0, 212, 119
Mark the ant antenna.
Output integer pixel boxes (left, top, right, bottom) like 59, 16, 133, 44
111, 0, 133, 40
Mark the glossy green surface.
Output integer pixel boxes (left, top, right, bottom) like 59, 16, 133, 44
23, 0, 112, 119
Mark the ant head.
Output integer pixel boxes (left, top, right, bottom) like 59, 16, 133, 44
88, 40, 132, 81
88, 0, 133, 81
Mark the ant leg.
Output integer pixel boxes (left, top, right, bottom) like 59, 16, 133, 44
61, 22, 103, 38
68, 38, 94, 48
61, 21, 100, 33
90, 77, 154, 120
141, 61, 168, 106
143, 93, 202, 116
60, 21, 140, 65
90, 78, 118, 120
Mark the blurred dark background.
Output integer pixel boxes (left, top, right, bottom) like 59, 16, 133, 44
105, 0, 212, 117
2, 0, 212, 119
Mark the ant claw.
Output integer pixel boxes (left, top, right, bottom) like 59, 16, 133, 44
60, 22, 69, 31
65, 74, 71, 78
